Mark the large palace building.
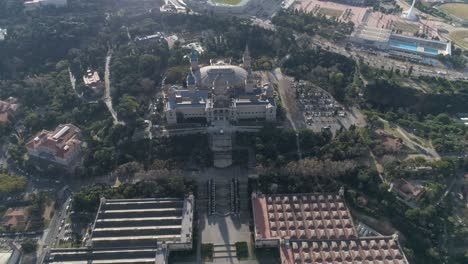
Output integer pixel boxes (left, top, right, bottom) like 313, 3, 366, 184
164, 47, 276, 125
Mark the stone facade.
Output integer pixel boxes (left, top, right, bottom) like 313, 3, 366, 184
164, 47, 276, 125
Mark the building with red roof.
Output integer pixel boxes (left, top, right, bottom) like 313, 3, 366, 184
252, 192, 409, 264
26, 124, 83, 168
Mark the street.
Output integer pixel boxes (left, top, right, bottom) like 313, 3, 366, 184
37, 196, 72, 264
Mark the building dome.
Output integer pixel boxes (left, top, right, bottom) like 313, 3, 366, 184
196, 64, 248, 89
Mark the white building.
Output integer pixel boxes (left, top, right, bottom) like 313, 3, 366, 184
0, 28, 7, 41
164, 47, 276, 125
82, 69, 103, 95
24, 0, 67, 11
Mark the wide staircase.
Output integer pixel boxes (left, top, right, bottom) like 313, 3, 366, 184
212, 244, 237, 259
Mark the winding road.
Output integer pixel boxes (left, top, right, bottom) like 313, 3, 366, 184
104, 51, 124, 125
68, 68, 82, 99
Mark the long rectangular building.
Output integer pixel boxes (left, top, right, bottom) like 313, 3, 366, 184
89, 197, 193, 249
351, 25, 451, 58
43, 195, 194, 264
252, 192, 409, 264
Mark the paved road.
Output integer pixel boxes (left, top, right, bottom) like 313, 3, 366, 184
37, 196, 72, 264
270, 68, 304, 159
68, 68, 82, 99
395, 126, 440, 159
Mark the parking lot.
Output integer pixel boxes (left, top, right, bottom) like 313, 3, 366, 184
52, 197, 75, 247
293, 80, 363, 134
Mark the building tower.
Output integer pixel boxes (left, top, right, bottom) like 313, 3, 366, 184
401, 0, 418, 21
245, 71, 255, 93
243, 45, 251, 70
190, 49, 199, 71
186, 71, 196, 93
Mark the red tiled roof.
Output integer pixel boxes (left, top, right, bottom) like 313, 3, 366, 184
282, 237, 408, 264
253, 193, 358, 241
26, 124, 81, 159
253, 193, 409, 264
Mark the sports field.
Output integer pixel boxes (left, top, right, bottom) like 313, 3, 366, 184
212, 0, 242, 5
449, 30, 468, 49
439, 3, 468, 20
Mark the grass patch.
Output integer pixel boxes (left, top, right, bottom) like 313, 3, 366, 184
449, 30, 468, 50
319, 7, 343, 18
211, 0, 242, 5
57, 241, 73, 248
235, 241, 249, 260
440, 3, 468, 20
393, 21, 419, 34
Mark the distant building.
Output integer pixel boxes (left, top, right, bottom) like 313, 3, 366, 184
391, 179, 426, 201
2, 208, 30, 231
351, 25, 452, 61
252, 192, 409, 264
328, 0, 366, 6
164, 47, 276, 125
134, 32, 165, 44
183, 42, 204, 54
0, 28, 7, 41
0, 98, 18, 124
43, 195, 195, 264
24, 0, 67, 10
82, 70, 103, 95
26, 124, 83, 168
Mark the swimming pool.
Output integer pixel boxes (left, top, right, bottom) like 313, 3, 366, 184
423, 47, 439, 55
389, 40, 418, 51
389, 40, 440, 56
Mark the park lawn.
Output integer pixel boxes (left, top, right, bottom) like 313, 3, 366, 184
449, 30, 468, 50
212, 0, 242, 5
319, 7, 343, 18
440, 3, 468, 20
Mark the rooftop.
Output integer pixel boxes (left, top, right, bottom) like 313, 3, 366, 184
2, 207, 29, 229
44, 247, 167, 264
281, 236, 408, 264
352, 26, 391, 43
83, 70, 101, 87
44, 196, 194, 264
89, 196, 194, 248
26, 124, 82, 160
252, 193, 358, 241
252, 192, 409, 264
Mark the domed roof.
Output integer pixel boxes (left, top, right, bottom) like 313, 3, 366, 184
196, 64, 247, 88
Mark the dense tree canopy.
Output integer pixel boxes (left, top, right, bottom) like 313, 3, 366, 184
0, 173, 26, 199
